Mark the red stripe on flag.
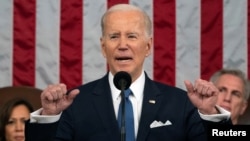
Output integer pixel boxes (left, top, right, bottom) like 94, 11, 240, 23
200, 0, 223, 80
248, 0, 250, 79
13, 0, 36, 86
153, 0, 176, 86
107, 0, 129, 8
60, 0, 83, 89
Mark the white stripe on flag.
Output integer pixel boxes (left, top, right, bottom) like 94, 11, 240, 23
176, 0, 201, 89
0, 0, 13, 86
83, 0, 107, 84
223, 0, 248, 76
36, 0, 61, 89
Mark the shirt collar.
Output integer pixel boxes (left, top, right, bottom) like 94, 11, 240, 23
109, 71, 145, 100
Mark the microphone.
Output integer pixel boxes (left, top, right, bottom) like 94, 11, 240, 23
113, 71, 132, 91
113, 71, 132, 141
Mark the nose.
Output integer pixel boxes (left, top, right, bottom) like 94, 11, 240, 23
118, 36, 128, 49
223, 91, 232, 102
15, 120, 24, 131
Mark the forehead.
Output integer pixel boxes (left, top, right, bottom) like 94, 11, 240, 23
216, 74, 244, 90
105, 10, 145, 28
11, 105, 30, 116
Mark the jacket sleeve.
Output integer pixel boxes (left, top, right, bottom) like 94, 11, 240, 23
25, 120, 59, 141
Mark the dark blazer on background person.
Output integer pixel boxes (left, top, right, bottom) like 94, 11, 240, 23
25, 72, 225, 141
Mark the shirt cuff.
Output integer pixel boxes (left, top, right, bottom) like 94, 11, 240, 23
30, 108, 61, 123
199, 105, 231, 122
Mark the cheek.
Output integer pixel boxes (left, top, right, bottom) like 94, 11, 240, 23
102, 42, 116, 57
5, 126, 14, 137
103, 48, 113, 59
136, 46, 148, 55
216, 95, 224, 102
232, 99, 244, 107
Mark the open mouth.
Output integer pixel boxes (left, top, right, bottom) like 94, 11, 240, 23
116, 57, 132, 61
14, 136, 24, 141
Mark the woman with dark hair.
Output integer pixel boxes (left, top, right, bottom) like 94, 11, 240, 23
0, 98, 33, 141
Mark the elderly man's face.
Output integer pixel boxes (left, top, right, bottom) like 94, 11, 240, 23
101, 10, 152, 82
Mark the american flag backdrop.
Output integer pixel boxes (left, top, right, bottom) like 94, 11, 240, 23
0, 0, 249, 90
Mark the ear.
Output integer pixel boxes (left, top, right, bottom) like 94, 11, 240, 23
240, 101, 248, 115
100, 37, 107, 58
145, 37, 152, 57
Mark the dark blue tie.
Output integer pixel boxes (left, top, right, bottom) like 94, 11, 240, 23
118, 88, 135, 141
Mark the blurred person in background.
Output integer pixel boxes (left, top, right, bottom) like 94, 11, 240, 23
237, 79, 250, 124
210, 69, 250, 124
0, 98, 34, 141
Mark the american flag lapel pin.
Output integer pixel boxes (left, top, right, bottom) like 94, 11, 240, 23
149, 100, 156, 104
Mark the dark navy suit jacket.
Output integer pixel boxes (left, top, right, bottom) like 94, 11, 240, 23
25, 72, 221, 141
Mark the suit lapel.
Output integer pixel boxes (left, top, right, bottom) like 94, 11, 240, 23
137, 75, 164, 141
92, 74, 120, 140
90, 72, 165, 141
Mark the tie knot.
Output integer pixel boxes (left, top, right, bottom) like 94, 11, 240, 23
124, 88, 132, 98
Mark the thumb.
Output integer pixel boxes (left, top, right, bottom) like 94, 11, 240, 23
67, 89, 80, 101
184, 80, 194, 93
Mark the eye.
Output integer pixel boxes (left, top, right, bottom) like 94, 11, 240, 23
7, 120, 14, 125
128, 35, 136, 38
127, 33, 138, 39
110, 35, 118, 39
218, 87, 226, 93
21, 119, 28, 123
232, 91, 241, 98
108, 33, 119, 40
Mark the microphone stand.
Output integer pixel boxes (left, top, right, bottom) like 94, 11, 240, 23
120, 86, 126, 141
113, 71, 131, 141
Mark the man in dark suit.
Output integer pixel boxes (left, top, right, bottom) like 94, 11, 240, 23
209, 69, 250, 124
25, 3, 231, 141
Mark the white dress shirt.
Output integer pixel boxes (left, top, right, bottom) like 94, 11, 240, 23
109, 71, 145, 139
30, 70, 230, 137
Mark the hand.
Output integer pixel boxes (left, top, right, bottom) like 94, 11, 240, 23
184, 79, 219, 115
40, 83, 79, 115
